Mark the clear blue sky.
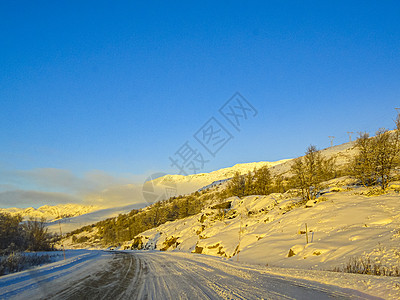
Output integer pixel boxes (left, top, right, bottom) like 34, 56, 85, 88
1, 1, 400, 207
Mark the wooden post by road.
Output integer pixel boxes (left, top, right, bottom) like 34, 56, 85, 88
305, 223, 309, 244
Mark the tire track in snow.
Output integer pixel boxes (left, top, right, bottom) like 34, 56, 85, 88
133, 253, 215, 299
131, 251, 381, 300
1, 251, 383, 299
45, 252, 137, 300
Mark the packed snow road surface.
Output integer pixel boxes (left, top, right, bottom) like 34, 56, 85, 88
0, 250, 380, 300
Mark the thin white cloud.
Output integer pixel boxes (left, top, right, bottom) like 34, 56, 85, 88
0, 167, 148, 208
83, 184, 144, 208
0, 190, 80, 208
5, 168, 100, 193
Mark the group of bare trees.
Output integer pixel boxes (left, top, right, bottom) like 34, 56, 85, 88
225, 145, 336, 203
227, 117, 400, 203
0, 214, 54, 275
290, 145, 336, 202
226, 166, 273, 198
0, 213, 53, 255
351, 120, 400, 191
291, 119, 400, 200
285, 120, 400, 201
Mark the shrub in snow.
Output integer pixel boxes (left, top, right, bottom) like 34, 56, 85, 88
0, 252, 54, 276
160, 236, 179, 251
288, 249, 296, 257
333, 256, 400, 277
131, 236, 144, 250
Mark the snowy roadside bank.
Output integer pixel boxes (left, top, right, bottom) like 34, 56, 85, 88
0, 250, 108, 299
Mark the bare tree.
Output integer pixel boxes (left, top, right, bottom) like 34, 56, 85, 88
244, 171, 254, 196
291, 145, 336, 202
374, 128, 400, 190
253, 166, 272, 195
352, 132, 375, 187
352, 118, 400, 191
228, 171, 246, 198
23, 217, 52, 251
0, 213, 24, 254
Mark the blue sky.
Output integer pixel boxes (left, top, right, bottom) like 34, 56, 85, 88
1, 1, 400, 207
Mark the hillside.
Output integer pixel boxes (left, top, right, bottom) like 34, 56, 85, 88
267, 141, 357, 177
146, 141, 357, 201
151, 159, 292, 195
45, 159, 291, 233
123, 177, 400, 273
60, 142, 359, 245
60, 132, 400, 277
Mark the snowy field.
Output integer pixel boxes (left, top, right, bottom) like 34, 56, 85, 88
0, 250, 392, 299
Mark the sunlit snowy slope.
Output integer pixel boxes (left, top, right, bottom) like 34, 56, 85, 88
46, 159, 292, 232
127, 178, 400, 283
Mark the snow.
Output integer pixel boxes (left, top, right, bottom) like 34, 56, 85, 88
3, 142, 399, 298
0, 250, 108, 299
126, 179, 400, 299
0, 250, 390, 299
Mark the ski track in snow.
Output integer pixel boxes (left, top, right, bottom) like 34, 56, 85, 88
0, 250, 382, 300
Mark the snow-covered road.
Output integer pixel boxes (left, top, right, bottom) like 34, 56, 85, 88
0, 250, 382, 299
